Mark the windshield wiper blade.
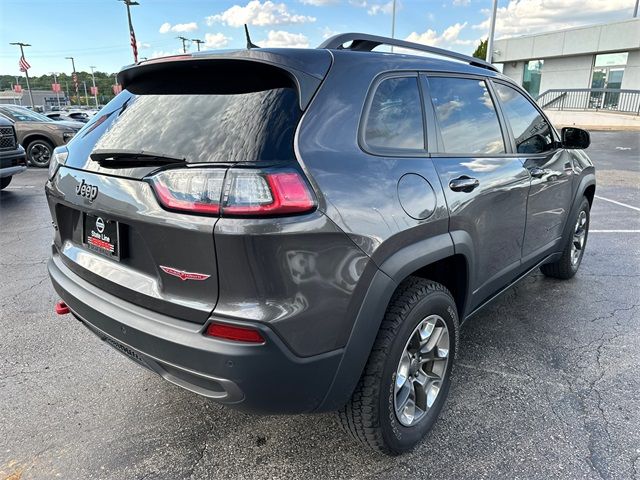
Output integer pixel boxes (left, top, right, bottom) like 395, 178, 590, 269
90, 149, 187, 167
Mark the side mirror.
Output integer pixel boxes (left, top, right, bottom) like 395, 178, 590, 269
561, 127, 590, 149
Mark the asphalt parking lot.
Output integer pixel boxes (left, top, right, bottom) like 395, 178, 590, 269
1, 130, 638, 480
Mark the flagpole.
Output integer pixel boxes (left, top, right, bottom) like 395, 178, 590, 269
486, 0, 498, 63
10, 42, 35, 108
119, 0, 140, 63
65, 56, 79, 106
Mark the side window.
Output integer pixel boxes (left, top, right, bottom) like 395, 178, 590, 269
363, 76, 424, 151
428, 77, 505, 155
493, 83, 555, 154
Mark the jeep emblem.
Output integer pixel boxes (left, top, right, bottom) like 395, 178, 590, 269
76, 178, 98, 201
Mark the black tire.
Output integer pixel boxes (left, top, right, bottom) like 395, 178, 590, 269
25, 138, 54, 168
540, 197, 590, 280
338, 277, 459, 455
0, 176, 11, 190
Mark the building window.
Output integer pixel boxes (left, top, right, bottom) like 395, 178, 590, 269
591, 52, 628, 109
522, 60, 544, 98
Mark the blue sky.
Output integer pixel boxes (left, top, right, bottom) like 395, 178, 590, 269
0, 0, 636, 76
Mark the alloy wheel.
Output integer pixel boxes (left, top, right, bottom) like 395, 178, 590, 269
571, 210, 588, 266
28, 142, 52, 167
394, 314, 450, 427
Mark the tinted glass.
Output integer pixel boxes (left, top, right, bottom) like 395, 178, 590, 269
364, 77, 424, 150
428, 77, 505, 154
0, 106, 53, 122
494, 83, 554, 154
93, 88, 301, 163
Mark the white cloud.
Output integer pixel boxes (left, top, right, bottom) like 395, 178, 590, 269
258, 30, 310, 48
136, 41, 151, 49
300, 0, 337, 4
473, 0, 633, 37
350, 0, 396, 15
320, 26, 338, 39
405, 22, 468, 48
150, 49, 184, 59
453, 0, 470, 6
206, 1, 316, 27
204, 32, 232, 49
159, 22, 198, 33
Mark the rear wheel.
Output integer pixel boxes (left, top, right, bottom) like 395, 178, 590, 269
338, 278, 459, 455
541, 197, 590, 279
26, 139, 53, 168
0, 176, 11, 190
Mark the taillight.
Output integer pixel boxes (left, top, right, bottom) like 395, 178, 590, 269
150, 168, 315, 217
205, 322, 265, 343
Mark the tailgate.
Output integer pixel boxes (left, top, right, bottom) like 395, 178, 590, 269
48, 166, 220, 323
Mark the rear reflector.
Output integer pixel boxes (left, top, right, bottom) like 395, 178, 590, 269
55, 301, 70, 315
205, 323, 265, 343
150, 168, 315, 217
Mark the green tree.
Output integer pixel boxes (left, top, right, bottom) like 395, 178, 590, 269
472, 39, 487, 60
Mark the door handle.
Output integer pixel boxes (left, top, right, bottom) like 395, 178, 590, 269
529, 167, 547, 178
449, 176, 479, 193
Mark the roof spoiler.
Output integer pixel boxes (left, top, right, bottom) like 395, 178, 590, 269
318, 32, 498, 73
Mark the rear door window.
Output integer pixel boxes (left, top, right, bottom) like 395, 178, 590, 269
363, 76, 425, 152
493, 82, 555, 154
93, 88, 301, 163
428, 77, 505, 155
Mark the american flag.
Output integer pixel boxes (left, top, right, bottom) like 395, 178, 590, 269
19, 56, 30, 72
130, 23, 138, 62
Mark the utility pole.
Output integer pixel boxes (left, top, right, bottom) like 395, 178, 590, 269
634, 0, 638, 17
118, 0, 139, 62
191, 38, 204, 51
51, 72, 61, 107
177, 36, 189, 53
486, 0, 498, 63
89, 66, 99, 108
9, 42, 35, 108
65, 56, 79, 106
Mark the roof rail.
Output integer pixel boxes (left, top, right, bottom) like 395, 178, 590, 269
318, 33, 499, 72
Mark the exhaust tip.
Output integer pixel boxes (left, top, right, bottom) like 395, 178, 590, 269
55, 301, 70, 315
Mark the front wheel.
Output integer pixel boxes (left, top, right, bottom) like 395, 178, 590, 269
338, 278, 459, 455
26, 139, 53, 168
540, 197, 590, 279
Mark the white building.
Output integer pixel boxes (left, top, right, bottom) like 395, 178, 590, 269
492, 18, 640, 99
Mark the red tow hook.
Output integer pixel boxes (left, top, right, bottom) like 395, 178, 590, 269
55, 301, 70, 315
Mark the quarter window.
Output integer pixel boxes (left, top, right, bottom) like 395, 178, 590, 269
493, 83, 554, 154
363, 76, 424, 151
428, 77, 505, 155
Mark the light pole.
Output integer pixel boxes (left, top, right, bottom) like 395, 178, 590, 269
390, 0, 396, 52
192, 38, 204, 51
89, 66, 99, 108
486, 0, 498, 63
177, 36, 189, 53
82, 81, 89, 106
65, 56, 79, 106
51, 72, 61, 107
9, 42, 35, 108
118, 0, 139, 62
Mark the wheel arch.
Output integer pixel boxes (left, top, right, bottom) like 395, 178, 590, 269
22, 133, 55, 149
315, 233, 469, 412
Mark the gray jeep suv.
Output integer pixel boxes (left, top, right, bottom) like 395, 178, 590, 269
46, 33, 595, 454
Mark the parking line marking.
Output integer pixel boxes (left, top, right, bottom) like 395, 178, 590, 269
595, 195, 640, 212
590, 230, 640, 233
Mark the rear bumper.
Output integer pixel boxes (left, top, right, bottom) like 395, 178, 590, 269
48, 252, 343, 414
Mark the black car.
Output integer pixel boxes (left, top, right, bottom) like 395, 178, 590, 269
46, 33, 595, 454
0, 116, 27, 189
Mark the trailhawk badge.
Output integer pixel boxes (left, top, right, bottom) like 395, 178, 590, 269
159, 265, 210, 281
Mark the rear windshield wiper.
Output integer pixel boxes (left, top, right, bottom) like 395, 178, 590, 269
90, 149, 187, 168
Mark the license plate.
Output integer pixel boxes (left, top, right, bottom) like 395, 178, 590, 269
83, 213, 120, 259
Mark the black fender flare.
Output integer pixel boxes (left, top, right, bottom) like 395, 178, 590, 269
560, 171, 596, 247
314, 233, 455, 412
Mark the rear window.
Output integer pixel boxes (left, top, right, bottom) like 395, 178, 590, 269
93, 87, 301, 163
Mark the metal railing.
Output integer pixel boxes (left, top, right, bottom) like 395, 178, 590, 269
536, 88, 640, 115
